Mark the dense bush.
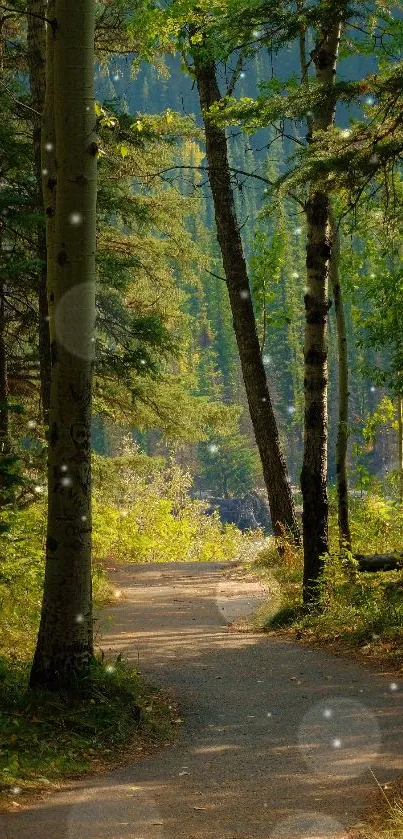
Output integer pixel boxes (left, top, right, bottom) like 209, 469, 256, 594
92, 448, 245, 564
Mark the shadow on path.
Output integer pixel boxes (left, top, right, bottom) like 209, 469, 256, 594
2, 561, 403, 839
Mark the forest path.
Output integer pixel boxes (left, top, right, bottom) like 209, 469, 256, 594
3, 560, 403, 839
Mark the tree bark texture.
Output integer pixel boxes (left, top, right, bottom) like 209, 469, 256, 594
397, 394, 403, 504
0, 282, 8, 454
193, 48, 300, 545
27, 0, 51, 428
329, 209, 352, 552
30, 0, 97, 689
301, 16, 342, 604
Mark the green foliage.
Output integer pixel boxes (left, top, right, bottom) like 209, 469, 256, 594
197, 434, 261, 497
0, 504, 112, 659
0, 655, 175, 797
255, 490, 403, 657
92, 446, 245, 563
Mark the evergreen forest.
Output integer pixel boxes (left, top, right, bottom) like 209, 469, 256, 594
2, 2, 403, 837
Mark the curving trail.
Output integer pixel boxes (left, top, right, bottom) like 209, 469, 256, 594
2, 561, 403, 839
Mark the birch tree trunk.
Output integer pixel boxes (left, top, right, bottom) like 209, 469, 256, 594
0, 16, 10, 504
301, 16, 342, 604
329, 210, 352, 552
27, 0, 51, 429
398, 394, 403, 505
193, 46, 300, 546
30, 0, 97, 689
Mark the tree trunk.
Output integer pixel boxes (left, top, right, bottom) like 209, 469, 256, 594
301, 17, 342, 604
329, 209, 352, 552
192, 47, 300, 545
27, 0, 51, 429
0, 16, 10, 508
397, 393, 403, 504
30, 0, 97, 690
356, 554, 403, 573
0, 282, 9, 457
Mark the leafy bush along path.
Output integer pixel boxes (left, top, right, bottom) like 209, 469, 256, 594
2, 561, 403, 839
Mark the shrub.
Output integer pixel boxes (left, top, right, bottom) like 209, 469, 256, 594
92, 449, 245, 564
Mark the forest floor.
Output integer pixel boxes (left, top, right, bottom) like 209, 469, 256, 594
1, 560, 403, 839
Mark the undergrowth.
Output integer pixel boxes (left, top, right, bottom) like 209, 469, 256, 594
251, 490, 403, 668
0, 655, 176, 805
92, 449, 245, 564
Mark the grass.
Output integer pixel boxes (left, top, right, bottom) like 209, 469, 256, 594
351, 782, 403, 838
0, 654, 178, 808
247, 491, 403, 672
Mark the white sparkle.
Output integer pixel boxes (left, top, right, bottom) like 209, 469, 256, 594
113, 73, 120, 82
323, 708, 333, 719
45, 142, 53, 152
332, 738, 342, 749
365, 96, 374, 106
11, 786, 21, 795
60, 464, 68, 472
27, 420, 36, 430
140, 358, 146, 365
292, 271, 299, 279
240, 72, 246, 79
262, 355, 271, 365
370, 386, 376, 393
42, 168, 48, 176
61, 476, 72, 487
81, 515, 87, 522
266, 712, 272, 717
105, 664, 115, 674
287, 405, 296, 414
75, 613, 84, 624
34, 485, 44, 494
68, 212, 83, 226
209, 444, 219, 454
262, 397, 267, 403
294, 226, 302, 236
240, 289, 250, 300
341, 128, 351, 138
390, 682, 399, 692
253, 29, 261, 38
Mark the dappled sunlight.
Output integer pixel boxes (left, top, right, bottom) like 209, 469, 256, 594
4, 562, 403, 839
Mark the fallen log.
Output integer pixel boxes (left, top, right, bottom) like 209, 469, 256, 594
355, 553, 403, 573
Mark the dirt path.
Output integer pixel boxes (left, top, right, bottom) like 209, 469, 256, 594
2, 561, 403, 839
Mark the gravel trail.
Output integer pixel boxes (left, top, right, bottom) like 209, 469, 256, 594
2, 560, 403, 839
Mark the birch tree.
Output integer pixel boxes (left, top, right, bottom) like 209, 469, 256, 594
30, 0, 97, 689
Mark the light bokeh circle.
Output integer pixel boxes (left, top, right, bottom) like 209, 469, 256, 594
54, 282, 95, 360
298, 697, 381, 779
271, 811, 348, 839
